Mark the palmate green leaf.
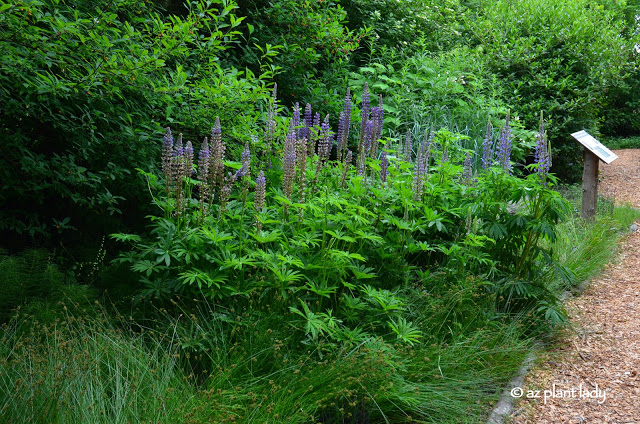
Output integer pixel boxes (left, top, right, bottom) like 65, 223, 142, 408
252, 229, 283, 243
354, 230, 384, 246
179, 269, 222, 290
328, 249, 367, 264
351, 264, 377, 280
153, 248, 172, 266
201, 228, 234, 244
361, 285, 406, 313
276, 254, 305, 269
110, 233, 142, 243
325, 229, 356, 243
488, 222, 508, 239
268, 265, 304, 286
291, 231, 321, 248
131, 260, 165, 277
290, 300, 325, 341
220, 252, 257, 270
388, 317, 422, 346
304, 279, 337, 298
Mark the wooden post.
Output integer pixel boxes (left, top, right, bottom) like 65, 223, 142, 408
581, 148, 599, 220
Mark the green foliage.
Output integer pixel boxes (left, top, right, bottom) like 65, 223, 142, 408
467, 0, 632, 180
114, 88, 573, 348
0, 249, 65, 321
340, 0, 465, 54
0, 0, 270, 242
0, 304, 216, 423
349, 47, 507, 140
233, 0, 369, 112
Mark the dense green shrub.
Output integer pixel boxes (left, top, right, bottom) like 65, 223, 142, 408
0, 0, 270, 244
467, 0, 632, 180
348, 47, 508, 141
231, 0, 369, 114
340, 0, 465, 54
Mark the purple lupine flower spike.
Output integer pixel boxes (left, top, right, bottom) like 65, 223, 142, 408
209, 117, 225, 189
361, 82, 370, 122
363, 119, 373, 154
496, 111, 512, 173
162, 127, 174, 181
265, 84, 278, 154
185, 141, 194, 176
370, 101, 383, 158
339, 89, 352, 161
292, 102, 301, 133
534, 111, 551, 184
172, 133, 184, 181
403, 131, 412, 162
303, 103, 313, 140
481, 117, 493, 170
341, 149, 353, 186
255, 170, 266, 212
337, 111, 347, 161
380, 151, 389, 184
282, 122, 297, 202
319, 115, 333, 160
462, 151, 472, 185
413, 143, 426, 201
236, 142, 251, 179
198, 138, 211, 218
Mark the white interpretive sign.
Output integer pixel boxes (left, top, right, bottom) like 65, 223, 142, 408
571, 130, 618, 164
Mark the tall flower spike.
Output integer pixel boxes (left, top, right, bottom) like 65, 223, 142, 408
162, 127, 174, 183
358, 84, 371, 155
292, 103, 301, 134
403, 131, 412, 162
318, 115, 333, 161
339, 88, 352, 161
236, 142, 251, 179
198, 138, 211, 218
362, 119, 373, 154
413, 141, 426, 201
462, 151, 472, 185
380, 151, 389, 185
303, 103, 313, 141
171, 134, 185, 215
481, 117, 493, 170
361, 82, 370, 124
496, 111, 512, 173
184, 141, 194, 176
209, 117, 225, 189
336, 111, 348, 161
315, 115, 334, 178
340, 149, 353, 186
172, 133, 184, 184
534, 111, 551, 184
282, 122, 297, 202
370, 102, 383, 158
255, 170, 266, 213
265, 83, 278, 153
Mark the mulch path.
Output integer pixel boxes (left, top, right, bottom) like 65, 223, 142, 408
510, 149, 640, 423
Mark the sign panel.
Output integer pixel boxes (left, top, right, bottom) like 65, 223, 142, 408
571, 130, 618, 164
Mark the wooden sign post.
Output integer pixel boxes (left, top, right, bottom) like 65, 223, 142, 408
571, 130, 618, 220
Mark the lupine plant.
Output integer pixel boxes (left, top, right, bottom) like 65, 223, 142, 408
113, 85, 571, 350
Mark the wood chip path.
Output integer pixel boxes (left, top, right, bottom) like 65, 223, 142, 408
510, 149, 640, 423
